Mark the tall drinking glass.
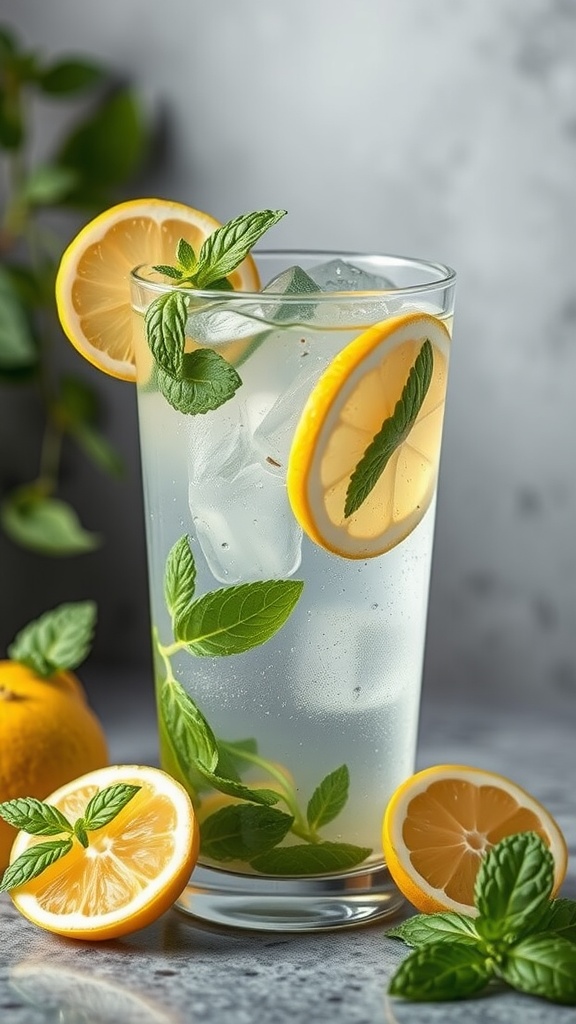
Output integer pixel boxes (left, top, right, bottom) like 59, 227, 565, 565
130, 251, 456, 932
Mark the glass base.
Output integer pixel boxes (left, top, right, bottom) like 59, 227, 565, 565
175, 863, 405, 932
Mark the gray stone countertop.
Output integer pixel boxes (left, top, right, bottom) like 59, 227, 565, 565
1, 678, 575, 1024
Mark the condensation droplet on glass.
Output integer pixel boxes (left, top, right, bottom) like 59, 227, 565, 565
371, 603, 379, 610
221, 542, 229, 549
353, 686, 361, 699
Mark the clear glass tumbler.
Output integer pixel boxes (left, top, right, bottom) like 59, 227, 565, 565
130, 250, 456, 932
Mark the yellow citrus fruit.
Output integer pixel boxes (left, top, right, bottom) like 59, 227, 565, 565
382, 764, 568, 915
55, 198, 261, 381
0, 661, 108, 870
7, 764, 199, 940
286, 312, 450, 559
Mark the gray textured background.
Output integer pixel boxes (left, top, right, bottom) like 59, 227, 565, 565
1, 0, 575, 708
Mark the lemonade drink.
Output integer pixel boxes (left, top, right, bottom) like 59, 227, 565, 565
130, 249, 455, 930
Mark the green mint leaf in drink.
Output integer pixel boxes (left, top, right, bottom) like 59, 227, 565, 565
0, 839, 73, 894
200, 804, 294, 862
344, 340, 433, 518
388, 941, 492, 1001
164, 535, 197, 629
152, 264, 184, 281
156, 349, 242, 415
250, 841, 372, 876
194, 209, 287, 288
387, 912, 481, 948
213, 738, 258, 784
196, 769, 280, 807
306, 765, 349, 831
474, 832, 555, 943
176, 237, 196, 272
541, 898, 576, 943
7, 601, 97, 677
160, 679, 219, 776
500, 934, 576, 1005
0, 798, 73, 837
175, 579, 304, 656
144, 291, 187, 376
83, 784, 141, 832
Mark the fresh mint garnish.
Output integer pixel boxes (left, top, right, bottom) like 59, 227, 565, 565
388, 832, 576, 1007
0, 785, 140, 892
250, 842, 373, 876
160, 678, 219, 776
306, 765, 349, 831
156, 350, 242, 416
344, 340, 433, 518
193, 210, 286, 288
7, 601, 96, 678
200, 804, 294, 862
164, 535, 197, 630
144, 291, 187, 376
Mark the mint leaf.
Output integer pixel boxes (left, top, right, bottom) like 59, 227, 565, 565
194, 209, 287, 288
176, 579, 304, 656
344, 340, 433, 518
83, 784, 141, 831
200, 804, 293, 862
0, 798, 73, 837
144, 291, 187, 376
500, 934, 576, 1005
475, 832, 554, 942
1, 492, 101, 555
39, 59, 104, 95
164, 535, 196, 628
7, 601, 97, 677
214, 738, 258, 783
541, 899, 576, 943
0, 265, 37, 369
160, 679, 219, 775
74, 819, 89, 848
156, 349, 241, 415
250, 841, 371, 876
388, 912, 480, 948
306, 765, 349, 830
152, 265, 184, 281
176, 237, 196, 272
197, 770, 280, 807
388, 941, 491, 1001
0, 839, 73, 894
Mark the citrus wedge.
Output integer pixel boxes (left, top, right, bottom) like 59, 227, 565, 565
382, 764, 568, 915
286, 312, 450, 559
7, 764, 199, 940
55, 199, 260, 381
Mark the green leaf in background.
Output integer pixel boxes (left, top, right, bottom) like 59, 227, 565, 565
306, 765, 349, 831
200, 804, 294, 862
55, 375, 124, 477
83, 784, 141, 831
70, 421, 124, 477
1, 491, 101, 555
7, 601, 96, 677
38, 58, 105, 95
2, 263, 43, 309
0, 26, 18, 60
388, 941, 492, 1001
500, 934, 576, 1005
0, 266, 37, 369
541, 899, 576, 943
144, 292, 187, 376
164, 535, 197, 628
194, 209, 286, 288
474, 832, 554, 942
344, 339, 434, 518
0, 839, 73, 894
0, 798, 73, 837
22, 164, 78, 205
0, 90, 24, 149
250, 841, 372, 876
156, 349, 242, 416
57, 88, 145, 189
160, 679, 219, 776
387, 912, 481, 948
176, 578, 304, 656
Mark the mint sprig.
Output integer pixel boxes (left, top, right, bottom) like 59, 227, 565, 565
7, 601, 96, 678
344, 340, 433, 518
0, 784, 140, 891
388, 832, 576, 1007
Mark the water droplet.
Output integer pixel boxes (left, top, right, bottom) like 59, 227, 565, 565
221, 542, 229, 549
371, 603, 379, 610
353, 686, 361, 699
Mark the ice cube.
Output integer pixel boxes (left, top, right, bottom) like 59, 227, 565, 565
309, 258, 394, 292
189, 463, 302, 584
187, 399, 251, 484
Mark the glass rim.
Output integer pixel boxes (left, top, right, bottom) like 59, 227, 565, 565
130, 249, 456, 303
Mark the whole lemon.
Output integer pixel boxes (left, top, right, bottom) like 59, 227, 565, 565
0, 660, 108, 869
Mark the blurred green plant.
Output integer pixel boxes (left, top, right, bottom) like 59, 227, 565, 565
0, 23, 146, 555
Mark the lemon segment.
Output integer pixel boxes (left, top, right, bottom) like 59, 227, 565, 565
55, 199, 260, 382
382, 764, 568, 915
286, 312, 451, 559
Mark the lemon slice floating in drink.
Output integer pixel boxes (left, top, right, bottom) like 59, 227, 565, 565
382, 764, 568, 915
6, 764, 199, 940
55, 199, 260, 381
286, 312, 450, 558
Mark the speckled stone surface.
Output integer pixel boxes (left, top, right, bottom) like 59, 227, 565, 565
1, 688, 575, 1023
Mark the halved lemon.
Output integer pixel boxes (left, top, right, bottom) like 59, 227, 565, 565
382, 764, 568, 915
286, 312, 450, 559
55, 199, 260, 381
7, 764, 199, 940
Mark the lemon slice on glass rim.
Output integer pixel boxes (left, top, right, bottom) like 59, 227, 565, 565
286, 311, 451, 559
